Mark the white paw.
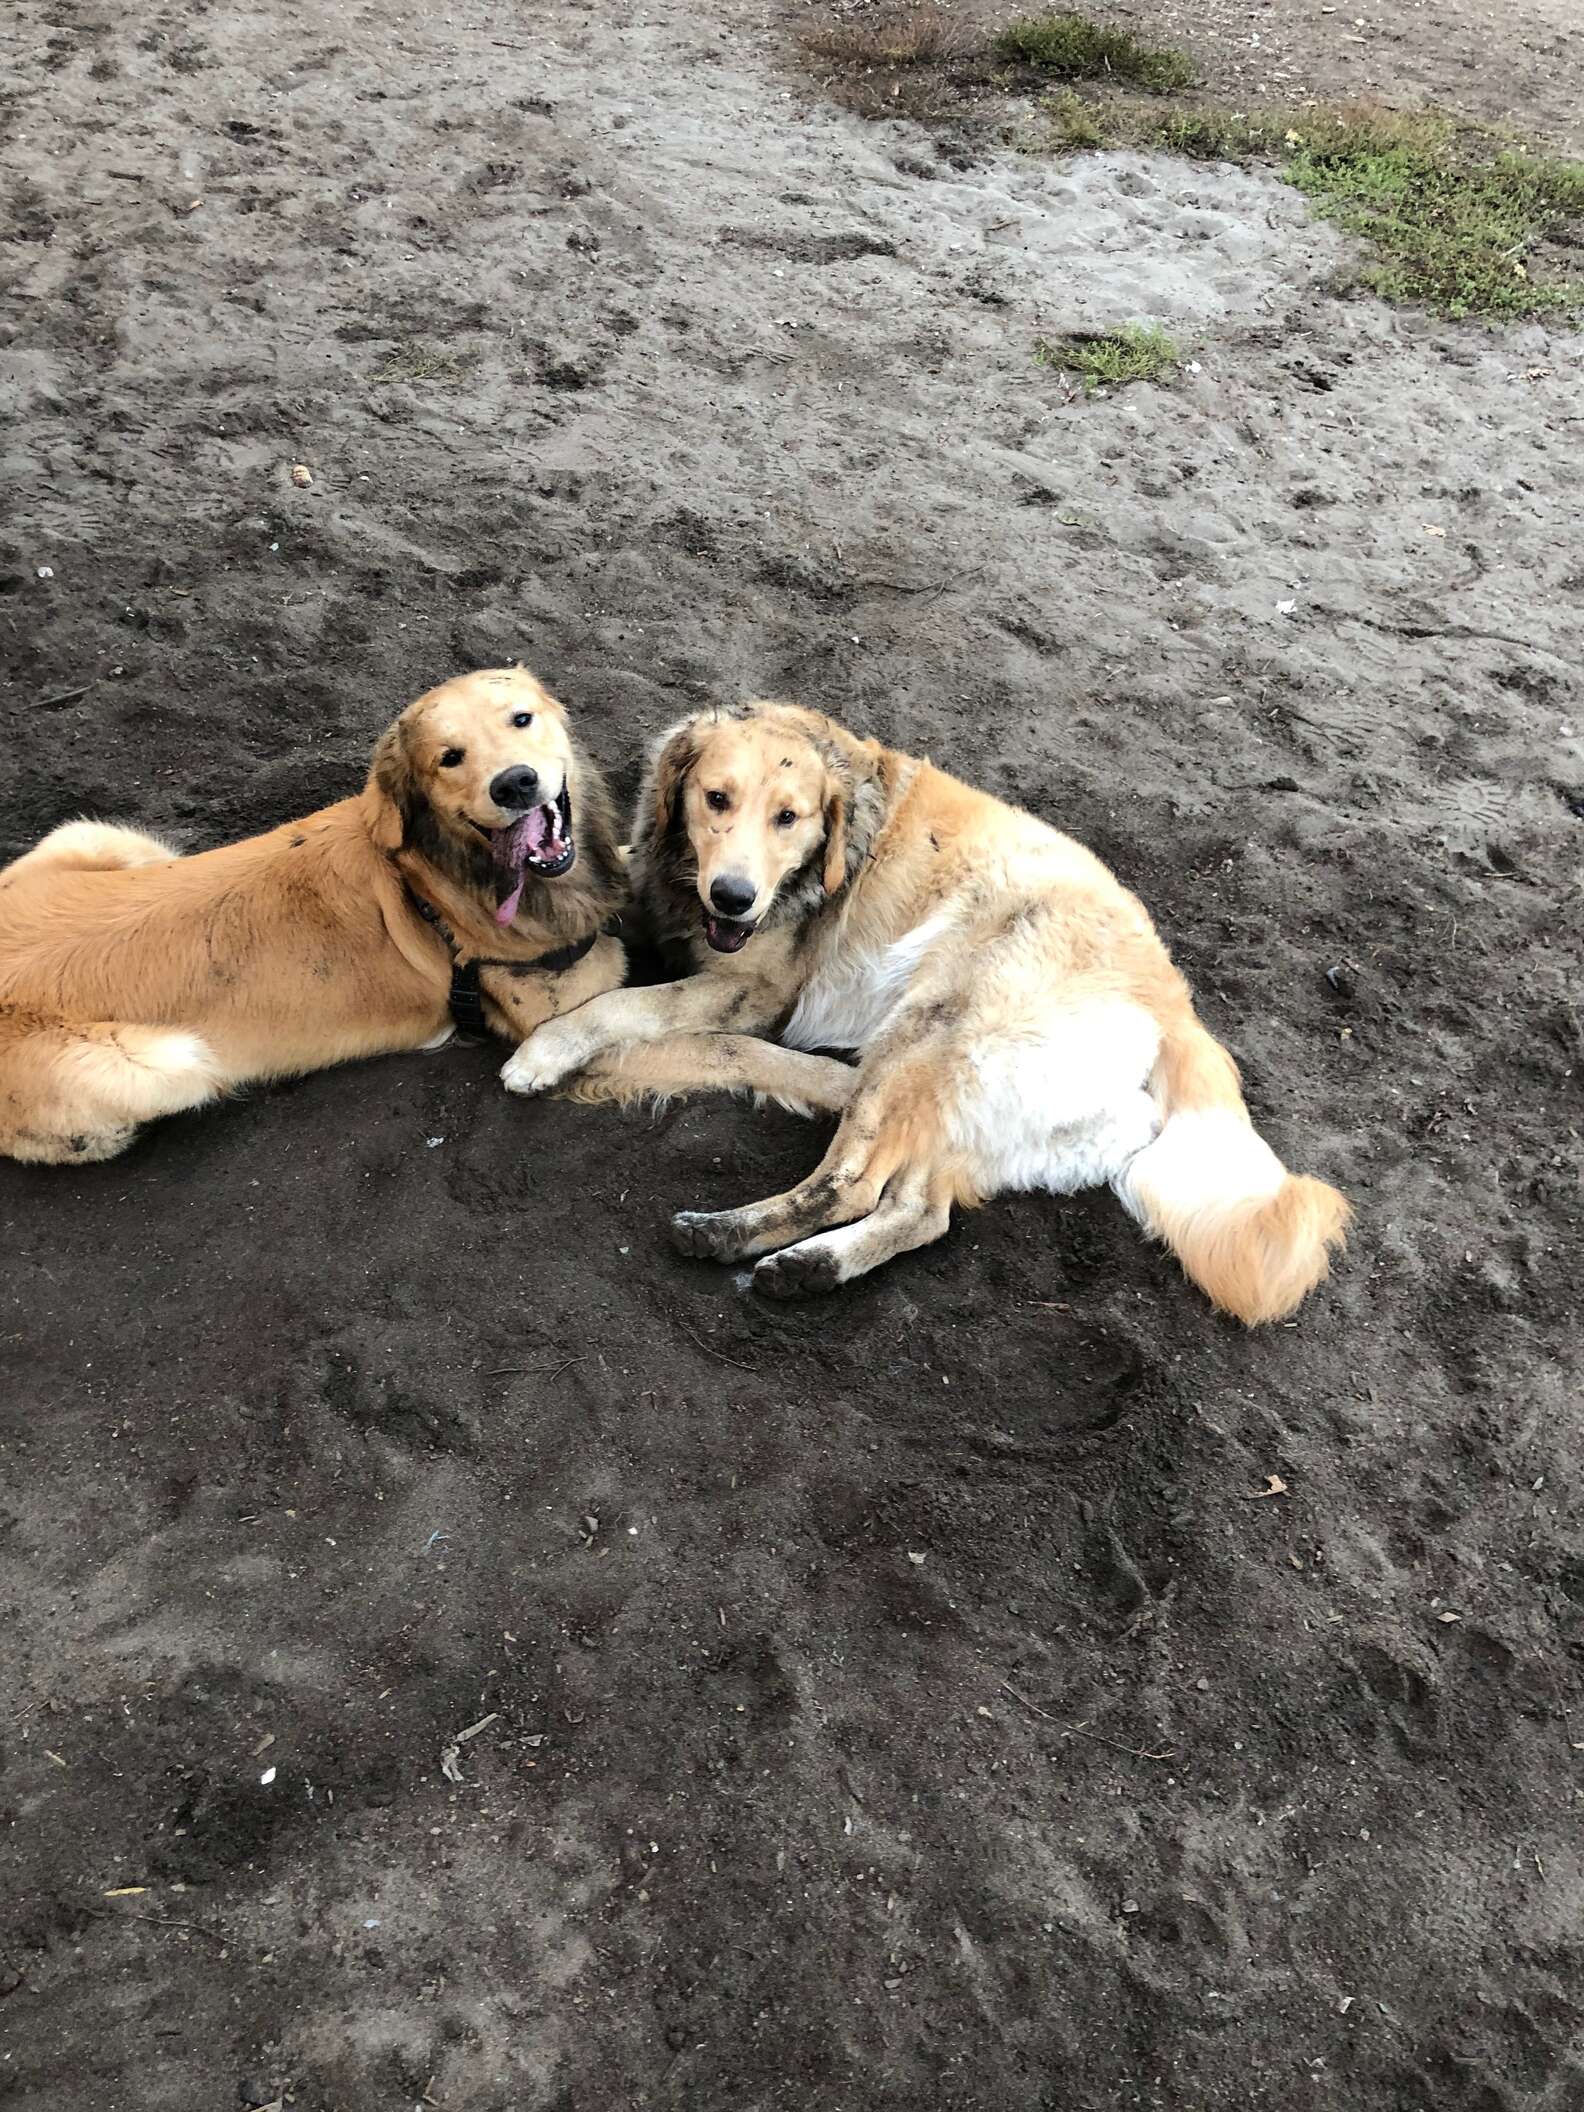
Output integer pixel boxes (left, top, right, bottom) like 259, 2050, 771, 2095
501, 1025, 583, 1096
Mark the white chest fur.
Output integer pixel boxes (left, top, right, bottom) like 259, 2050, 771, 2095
782, 913, 953, 1053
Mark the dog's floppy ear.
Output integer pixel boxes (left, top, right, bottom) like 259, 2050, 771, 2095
821, 773, 849, 895
365, 722, 418, 852
650, 724, 697, 840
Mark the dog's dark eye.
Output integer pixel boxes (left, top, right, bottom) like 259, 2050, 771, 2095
439, 747, 465, 768
775, 808, 797, 829
705, 789, 730, 813
511, 711, 534, 729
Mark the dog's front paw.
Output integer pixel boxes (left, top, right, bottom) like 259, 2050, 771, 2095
753, 1242, 844, 1300
501, 1023, 584, 1097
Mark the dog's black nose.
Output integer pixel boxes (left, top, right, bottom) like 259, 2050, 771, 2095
490, 765, 540, 812
709, 875, 756, 917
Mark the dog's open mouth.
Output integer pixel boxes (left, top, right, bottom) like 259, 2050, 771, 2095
702, 912, 755, 954
485, 785, 575, 925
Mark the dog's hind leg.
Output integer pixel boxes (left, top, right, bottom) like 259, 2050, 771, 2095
564, 1036, 856, 1117
670, 1053, 951, 1263
671, 1155, 877, 1263
753, 1166, 954, 1298
0, 1017, 225, 1164
4, 819, 179, 880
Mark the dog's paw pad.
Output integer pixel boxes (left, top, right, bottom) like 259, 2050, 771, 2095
753, 1245, 843, 1300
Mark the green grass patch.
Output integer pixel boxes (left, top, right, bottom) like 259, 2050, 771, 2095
1041, 86, 1106, 151
1036, 321, 1179, 390
1284, 116, 1584, 320
1027, 95, 1584, 322
997, 13, 1194, 94
1147, 106, 1274, 161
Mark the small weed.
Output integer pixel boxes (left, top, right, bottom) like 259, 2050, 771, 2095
997, 14, 1194, 94
1042, 87, 1105, 152
1149, 107, 1272, 162
802, 2, 969, 70
1036, 321, 1179, 390
797, 2, 985, 123
373, 342, 474, 385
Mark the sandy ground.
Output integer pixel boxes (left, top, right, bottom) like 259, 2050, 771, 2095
3, 1, 1583, 2107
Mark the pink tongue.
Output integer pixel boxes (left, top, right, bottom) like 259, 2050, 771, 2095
493, 806, 559, 925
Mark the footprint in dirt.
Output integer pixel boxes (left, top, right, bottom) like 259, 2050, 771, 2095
286, 1330, 482, 1458
1123, 1893, 1239, 1994
150, 1770, 304, 1886
1077, 1521, 1152, 1626
718, 227, 898, 266
1337, 1637, 1443, 1759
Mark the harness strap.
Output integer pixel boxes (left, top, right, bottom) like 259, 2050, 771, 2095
405, 887, 605, 1040
445, 956, 491, 1040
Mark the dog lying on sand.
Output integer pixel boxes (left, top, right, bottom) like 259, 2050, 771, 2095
0, 668, 852, 1165
502, 700, 1351, 1321
0, 667, 631, 1163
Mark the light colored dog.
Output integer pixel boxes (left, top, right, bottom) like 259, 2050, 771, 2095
502, 701, 1351, 1320
0, 667, 634, 1163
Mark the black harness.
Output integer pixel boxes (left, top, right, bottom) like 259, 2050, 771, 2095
406, 887, 603, 1040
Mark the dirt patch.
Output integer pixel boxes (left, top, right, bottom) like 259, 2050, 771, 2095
794, 0, 1584, 151
1104, 0, 1584, 152
3, 1, 1583, 2108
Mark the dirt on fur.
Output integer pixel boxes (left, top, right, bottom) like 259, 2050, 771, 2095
2, 2, 1583, 2108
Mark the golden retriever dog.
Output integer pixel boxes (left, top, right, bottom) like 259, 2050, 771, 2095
501, 701, 1351, 1322
0, 666, 638, 1164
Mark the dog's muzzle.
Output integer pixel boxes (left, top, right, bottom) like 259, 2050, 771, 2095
482, 784, 576, 925
702, 910, 756, 954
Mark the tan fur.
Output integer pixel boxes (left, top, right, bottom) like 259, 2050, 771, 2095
1165, 1174, 1354, 1329
667, 710, 847, 923
1128, 1010, 1352, 1324
565, 1036, 856, 1116
4, 820, 180, 879
504, 701, 1350, 1322
0, 668, 626, 1164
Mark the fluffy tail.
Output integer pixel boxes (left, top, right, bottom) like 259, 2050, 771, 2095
1113, 1013, 1350, 1326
